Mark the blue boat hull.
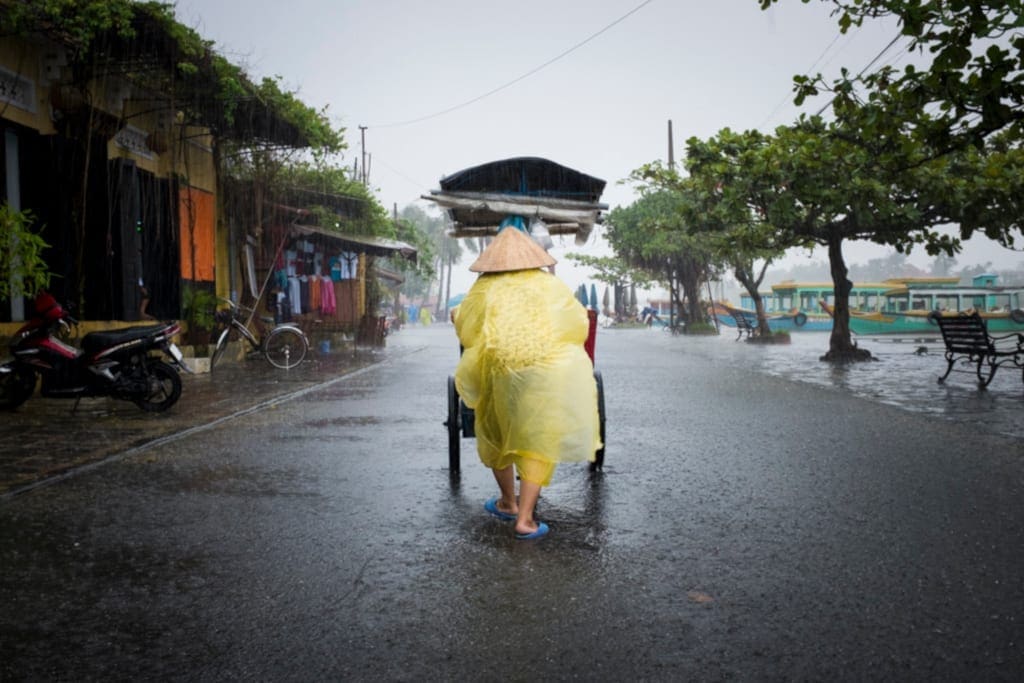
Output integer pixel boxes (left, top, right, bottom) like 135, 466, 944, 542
713, 307, 832, 332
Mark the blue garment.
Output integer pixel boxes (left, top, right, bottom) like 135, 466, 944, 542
499, 215, 527, 232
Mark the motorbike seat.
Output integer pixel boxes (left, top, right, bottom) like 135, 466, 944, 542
82, 324, 170, 354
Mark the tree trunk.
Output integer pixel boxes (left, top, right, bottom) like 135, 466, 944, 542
733, 268, 771, 336
824, 237, 873, 362
752, 292, 771, 336
443, 255, 453, 318
435, 257, 445, 317
680, 272, 702, 325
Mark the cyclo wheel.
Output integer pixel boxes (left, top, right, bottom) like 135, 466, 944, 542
446, 376, 461, 473
264, 326, 308, 369
591, 370, 606, 472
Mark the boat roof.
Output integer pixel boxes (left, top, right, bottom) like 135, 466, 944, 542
770, 280, 918, 293
882, 285, 1022, 296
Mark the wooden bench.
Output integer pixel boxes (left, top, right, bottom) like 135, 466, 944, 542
726, 307, 760, 341
933, 312, 1024, 388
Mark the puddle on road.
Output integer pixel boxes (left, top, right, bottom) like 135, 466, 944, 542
301, 416, 382, 428
688, 333, 1024, 440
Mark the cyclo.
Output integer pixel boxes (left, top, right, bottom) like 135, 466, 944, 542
424, 157, 609, 474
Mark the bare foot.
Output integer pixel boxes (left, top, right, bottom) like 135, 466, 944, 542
514, 521, 549, 539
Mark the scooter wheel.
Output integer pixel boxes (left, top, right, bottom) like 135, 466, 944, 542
0, 366, 37, 409
133, 360, 182, 412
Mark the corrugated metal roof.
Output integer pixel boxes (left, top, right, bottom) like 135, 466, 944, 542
290, 224, 417, 263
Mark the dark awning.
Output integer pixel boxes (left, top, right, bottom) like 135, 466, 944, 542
290, 224, 417, 263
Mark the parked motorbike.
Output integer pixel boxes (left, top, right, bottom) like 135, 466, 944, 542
0, 291, 189, 412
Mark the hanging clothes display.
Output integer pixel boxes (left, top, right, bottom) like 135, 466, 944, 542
321, 275, 336, 315
329, 251, 357, 280
310, 275, 321, 313
288, 276, 302, 315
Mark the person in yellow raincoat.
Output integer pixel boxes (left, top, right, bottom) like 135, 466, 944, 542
453, 226, 601, 540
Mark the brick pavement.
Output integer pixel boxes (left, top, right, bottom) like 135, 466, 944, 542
0, 349, 383, 499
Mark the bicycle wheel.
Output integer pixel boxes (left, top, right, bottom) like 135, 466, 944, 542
264, 326, 308, 369
210, 326, 232, 370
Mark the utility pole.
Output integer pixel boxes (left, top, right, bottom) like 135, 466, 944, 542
668, 119, 676, 329
667, 119, 674, 169
359, 125, 368, 185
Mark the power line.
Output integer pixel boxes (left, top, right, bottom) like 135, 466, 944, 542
367, 0, 657, 129
758, 30, 847, 130
372, 154, 431, 195
814, 32, 904, 116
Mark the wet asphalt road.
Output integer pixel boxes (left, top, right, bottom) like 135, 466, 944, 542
2, 325, 1023, 681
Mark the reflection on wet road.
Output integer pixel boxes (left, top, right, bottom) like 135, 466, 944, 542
2, 325, 1022, 680
673, 331, 1024, 440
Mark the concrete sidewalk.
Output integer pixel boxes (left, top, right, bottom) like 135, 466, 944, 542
0, 348, 388, 499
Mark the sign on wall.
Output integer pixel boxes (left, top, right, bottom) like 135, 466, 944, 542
0, 66, 36, 113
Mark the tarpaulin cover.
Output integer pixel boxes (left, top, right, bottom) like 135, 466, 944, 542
453, 270, 601, 467
427, 157, 607, 244
439, 156, 605, 202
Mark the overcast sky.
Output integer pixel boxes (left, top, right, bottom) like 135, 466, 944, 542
172, 0, 1022, 294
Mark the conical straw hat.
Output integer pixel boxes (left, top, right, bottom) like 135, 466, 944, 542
469, 226, 556, 273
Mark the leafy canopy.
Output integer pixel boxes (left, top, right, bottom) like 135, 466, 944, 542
761, 0, 1024, 151
1, 0, 343, 153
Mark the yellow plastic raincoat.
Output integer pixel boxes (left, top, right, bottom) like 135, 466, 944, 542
454, 269, 601, 482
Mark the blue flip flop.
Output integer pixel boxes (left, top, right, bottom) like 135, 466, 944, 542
515, 522, 549, 540
484, 497, 516, 522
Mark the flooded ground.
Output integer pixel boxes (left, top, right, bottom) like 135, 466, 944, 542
666, 330, 1024, 441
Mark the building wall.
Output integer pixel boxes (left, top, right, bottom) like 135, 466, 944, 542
1, 32, 218, 327
0, 38, 58, 135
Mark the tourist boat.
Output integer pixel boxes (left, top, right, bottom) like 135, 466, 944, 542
730, 281, 903, 332
820, 274, 1024, 336
708, 301, 813, 331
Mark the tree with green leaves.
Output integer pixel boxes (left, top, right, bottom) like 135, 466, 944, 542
637, 145, 794, 336
277, 162, 390, 236
684, 115, 1023, 360
0, 204, 50, 301
565, 254, 653, 291
565, 253, 653, 321
746, 1, 1024, 359
396, 205, 444, 309
762, 0, 1023, 154
603, 188, 719, 327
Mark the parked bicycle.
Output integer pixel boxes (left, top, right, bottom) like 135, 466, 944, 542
210, 298, 309, 370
